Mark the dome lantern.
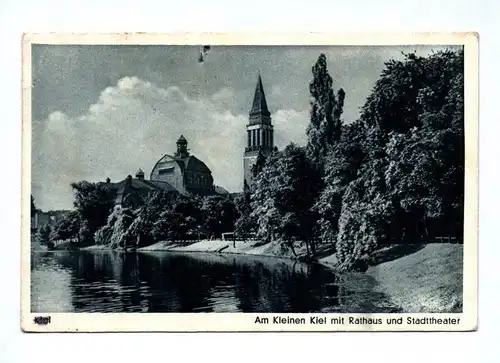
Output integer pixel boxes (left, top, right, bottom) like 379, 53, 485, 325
135, 168, 145, 180
175, 135, 189, 158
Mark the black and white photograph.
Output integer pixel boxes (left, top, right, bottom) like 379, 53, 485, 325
22, 33, 478, 331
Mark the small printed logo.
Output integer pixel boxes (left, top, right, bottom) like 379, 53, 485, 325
33, 316, 51, 325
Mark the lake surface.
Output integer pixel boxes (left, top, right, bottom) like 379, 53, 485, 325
31, 250, 399, 313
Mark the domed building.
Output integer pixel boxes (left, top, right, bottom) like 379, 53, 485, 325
150, 135, 216, 196
104, 135, 226, 209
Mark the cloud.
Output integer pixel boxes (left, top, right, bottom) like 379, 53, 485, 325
32, 77, 309, 210
273, 109, 309, 148
211, 87, 234, 101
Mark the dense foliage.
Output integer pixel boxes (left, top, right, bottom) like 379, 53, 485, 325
49, 211, 80, 243
306, 54, 345, 171
248, 144, 321, 256
326, 49, 464, 269
35, 224, 54, 250
234, 191, 255, 239
70, 181, 115, 245
83, 189, 240, 249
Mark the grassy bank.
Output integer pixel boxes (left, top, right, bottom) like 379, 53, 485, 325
366, 244, 463, 313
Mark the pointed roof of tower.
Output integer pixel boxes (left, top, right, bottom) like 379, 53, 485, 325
177, 135, 187, 144
250, 73, 271, 117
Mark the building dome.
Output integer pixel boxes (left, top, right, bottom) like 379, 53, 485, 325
150, 136, 214, 196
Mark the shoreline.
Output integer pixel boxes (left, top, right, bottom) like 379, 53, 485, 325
138, 240, 463, 313
83, 239, 319, 264
37, 239, 464, 313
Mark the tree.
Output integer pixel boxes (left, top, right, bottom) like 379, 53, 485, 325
376, 49, 465, 239
31, 195, 38, 218
251, 144, 321, 256
306, 53, 346, 170
151, 198, 201, 242
94, 209, 120, 246
94, 207, 136, 248
331, 48, 464, 270
200, 195, 238, 238
49, 211, 80, 243
70, 181, 115, 244
234, 191, 256, 239
123, 191, 180, 247
119, 191, 202, 247
109, 208, 136, 248
335, 155, 395, 270
151, 210, 181, 243
417, 52, 464, 237
251, 152, 268, 180
314, 120, 366, 244
360, 49, 464, 134
36, 224, 54, 250
173, 197, 203, 238
385, 128, 444, 241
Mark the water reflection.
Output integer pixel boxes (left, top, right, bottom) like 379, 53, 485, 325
31, 251, 398, 313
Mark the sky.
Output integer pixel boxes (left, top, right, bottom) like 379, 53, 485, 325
31, 44, 459, 211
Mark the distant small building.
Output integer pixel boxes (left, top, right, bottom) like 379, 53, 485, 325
31, 210, 71, 230
31, 212, 49, 231
103, 135, 229, 209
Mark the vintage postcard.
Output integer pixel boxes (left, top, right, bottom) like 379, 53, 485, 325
21, 32, 478, 332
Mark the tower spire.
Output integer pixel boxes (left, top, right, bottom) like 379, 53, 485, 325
244, 72, 274, 191
249, 73, 271, 118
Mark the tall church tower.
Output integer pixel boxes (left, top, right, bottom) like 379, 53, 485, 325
243, 73, 274, 191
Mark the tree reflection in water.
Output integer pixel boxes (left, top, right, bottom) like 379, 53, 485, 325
31, 251, 399, 313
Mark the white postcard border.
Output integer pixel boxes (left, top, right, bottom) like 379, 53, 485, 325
21, 32, 479, 332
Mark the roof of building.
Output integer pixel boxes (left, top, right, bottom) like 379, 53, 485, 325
152, 154, 212, 175
102, 177, 179, 205
249, 73, 271, 117
177, 134, 187, 143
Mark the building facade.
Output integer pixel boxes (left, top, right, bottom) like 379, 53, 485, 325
105, 135, 225, 209
243, 74, 274, 191
150, 135, 215, 196
104, 171, 178, 209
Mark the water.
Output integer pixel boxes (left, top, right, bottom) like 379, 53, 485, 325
31, 250, 399, 313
